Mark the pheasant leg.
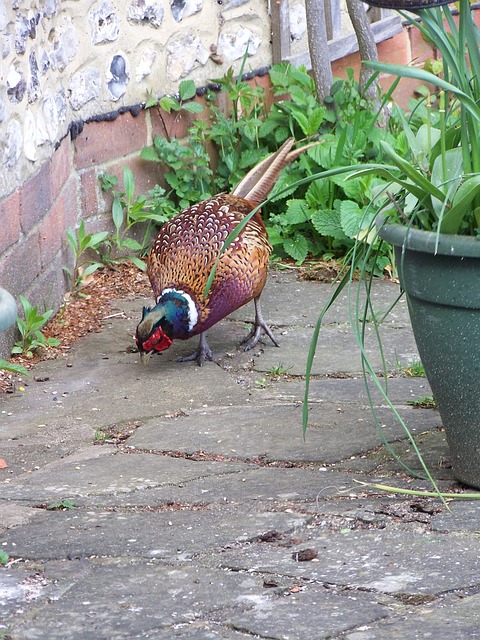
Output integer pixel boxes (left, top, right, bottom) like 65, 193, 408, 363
177, 333, 213, 366
241, 297, 280, 351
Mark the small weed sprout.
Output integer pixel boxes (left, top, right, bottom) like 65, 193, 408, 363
46, 499, 76, 511
266, 363, 293, 377
64, 221, 109, 293
402, 359, 426, 377
11, 296, 60, 358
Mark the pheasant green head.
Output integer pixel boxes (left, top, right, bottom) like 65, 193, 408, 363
135, 289, 198, 364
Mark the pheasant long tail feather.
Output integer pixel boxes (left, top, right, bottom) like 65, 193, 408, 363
232, 138, 320, 206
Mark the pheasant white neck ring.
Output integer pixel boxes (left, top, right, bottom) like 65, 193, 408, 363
159, 288, 198, 332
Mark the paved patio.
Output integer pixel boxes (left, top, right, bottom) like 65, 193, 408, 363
1, 270, 479, 639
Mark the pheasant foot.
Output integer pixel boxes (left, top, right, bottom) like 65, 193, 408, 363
177, 333, 213, 366
241, 297, 280, 351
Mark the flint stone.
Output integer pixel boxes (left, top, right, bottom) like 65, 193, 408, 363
3, 120, 22, 167
171, 0, 202, 22
289, 2, 307, 40
23, 109, 37, 160
89, 0, 119, 44
217, 27, 261, 61
135, 47, 157, 82
28, 51, 40, 103
128, 0, 164, 27
166, 32, 209, 81
52, 16, 77, 71
68, 67, 101, 110
107, 53, 129, 100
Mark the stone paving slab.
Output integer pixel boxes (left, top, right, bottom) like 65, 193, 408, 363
210, 527, 480, 595
6, 562, 265, 640
0, 450, 252, 501
2, 506, 311, 562
342, 592, 480, 639
212, 584, 390, 640
127, 402, 439, 464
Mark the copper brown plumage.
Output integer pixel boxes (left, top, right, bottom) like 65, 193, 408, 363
135, 137, 317, 365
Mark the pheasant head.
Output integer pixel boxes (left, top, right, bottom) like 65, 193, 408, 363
135, 289, 197, 364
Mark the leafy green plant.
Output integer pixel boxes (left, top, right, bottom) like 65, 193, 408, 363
64, 221, 109, 293
363, 0, 480, 237
146, 79, 204, 142
407, 395, 437, 409
100, 167, 177, 268
141, 62, 399, 269
0, 359, 28, 376
46, 499, 75, 511
265, 363, 292, 376
0, 549, 9, 565
11, 296, 60, 358
402, 358, 426, 378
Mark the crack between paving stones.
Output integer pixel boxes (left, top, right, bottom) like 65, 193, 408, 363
122, 446, 326, 469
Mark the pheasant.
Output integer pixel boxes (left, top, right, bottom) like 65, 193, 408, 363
0, 288, 17, 333
135, 137, 314, 365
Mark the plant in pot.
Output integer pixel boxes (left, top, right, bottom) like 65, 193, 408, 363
348, 0, 480, 489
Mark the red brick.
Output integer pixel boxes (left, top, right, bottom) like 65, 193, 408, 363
0, 190, 21, 255
50, 136, 74, 199
80, 168, 99, 219
74, 110, 149, 170
62, 175, 80, 232
19, 161, 53, 233
332, 51, 362, 80
38, 201, 64, 270
26, 253, 66, 313
0, 233, 41, 296
377, 31, 410, 67
150, 94, 209, 142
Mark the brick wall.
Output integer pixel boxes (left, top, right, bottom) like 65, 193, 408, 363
0, 22, 448, 357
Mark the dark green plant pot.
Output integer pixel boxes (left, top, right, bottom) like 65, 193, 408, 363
378, 222, 480, 488
363, 0, 451, 9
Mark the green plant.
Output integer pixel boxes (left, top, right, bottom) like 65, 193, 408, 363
64, 221, 109, 293
363, 0, 480, 237
146, 79, 204, 141
0, 549, 9, 565
265, 363, 292, 376
46, 499, 75, 511
11, 296, 60, 358
140, 63, 400, 268
407, 395, 437, 409
0, 359, 28, 376
402, 358, 426, 378
100, 167, 177, 268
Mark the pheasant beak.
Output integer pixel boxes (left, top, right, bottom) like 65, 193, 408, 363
140, 350, 153, 366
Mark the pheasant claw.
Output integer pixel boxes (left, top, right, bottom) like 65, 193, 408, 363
241, 297, 280, 351
176, 333, 213, 366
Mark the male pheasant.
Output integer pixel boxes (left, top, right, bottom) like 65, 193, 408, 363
135, 138, 314, 366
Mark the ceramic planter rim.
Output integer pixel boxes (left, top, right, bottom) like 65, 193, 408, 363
376, 218, 480, 259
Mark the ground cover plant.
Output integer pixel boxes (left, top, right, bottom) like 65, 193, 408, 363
110, 64, 414, 273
